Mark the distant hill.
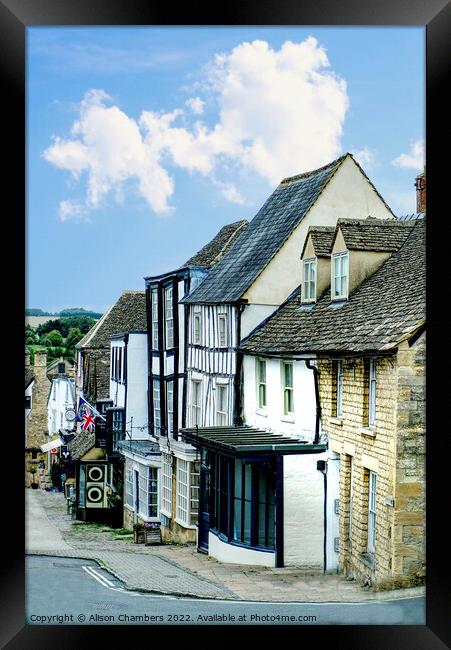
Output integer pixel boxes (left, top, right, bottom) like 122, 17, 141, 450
26, 307, 103, 319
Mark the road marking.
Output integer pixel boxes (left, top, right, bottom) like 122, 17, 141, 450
82, 565, 115, 588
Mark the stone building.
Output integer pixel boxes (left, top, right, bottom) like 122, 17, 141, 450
240, 216, 425, 588
25, 348, 52, 487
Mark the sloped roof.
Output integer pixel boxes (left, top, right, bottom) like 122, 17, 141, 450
25, 367, 34, 389
302, 226, 336, 258
337, 218, 414, 252
76, 291, 147, 350
184, 220, 248, 269
240, 219, 425, 355
182, 154, 350, 304
67, 429, 96, 460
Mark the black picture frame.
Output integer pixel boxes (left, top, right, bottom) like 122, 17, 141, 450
6, 0, 449, 646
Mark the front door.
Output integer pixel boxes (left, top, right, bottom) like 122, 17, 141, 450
198, 450, 210, 552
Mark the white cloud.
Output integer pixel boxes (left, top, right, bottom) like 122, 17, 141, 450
185, 97, 205, 114
58, 199, 89, 222
353, 146, 376, 170
392, 139, 425, 170
43, 37, 349, 218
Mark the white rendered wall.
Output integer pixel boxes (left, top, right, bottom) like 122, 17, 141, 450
208, 532, 275, 567
243, 355, 316, 441
126, 333, 149, 438
241, 304, 279, 339
283, 452, 327, 568
110, 339, 126, 409
47, 377, 75, 434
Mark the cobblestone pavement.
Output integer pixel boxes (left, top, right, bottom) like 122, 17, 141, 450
26, 489, 425, 602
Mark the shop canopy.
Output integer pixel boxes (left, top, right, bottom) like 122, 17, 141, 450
40, 438, 63, 452
180, 426, 327, 456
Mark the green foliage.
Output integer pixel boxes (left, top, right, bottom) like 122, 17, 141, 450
46, 346, 66, 362
25, 325, 38, 345
65, 327, 83, 349
36, 319, 65, 338
36, 316, 96, 339
44, 330, 64, 347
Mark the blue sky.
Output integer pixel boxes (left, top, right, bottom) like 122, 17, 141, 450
27, 27, 424, 313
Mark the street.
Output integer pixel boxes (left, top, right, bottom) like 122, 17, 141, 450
26, 556, 425, 626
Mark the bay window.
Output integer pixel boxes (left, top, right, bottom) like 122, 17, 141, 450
151, 289, 158, 350
165, 286, 174, 349
153, 379, 161, 435
166, 381, 174, 436
176, 459, 199, 526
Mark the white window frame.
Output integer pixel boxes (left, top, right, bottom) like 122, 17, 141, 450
367, 471, 377, 554
153, 379, 161, 435
165, 286, 174, 349
166, 380, 174, 436
176, 459, 199, 528
151, 289, 158, 350
161, 453, 173, 517
282, 361, 294, 415
336, 360, 343, 417
368, 358, 376, 427
216, 383, 228, 426
193, 310, 202, 345
218, 313, 228, 348
302, 257, 317, 302
256, 358, 267, 409
191, 380, 202, 426
332, 252, 349, 300
137, 464, 159, 519
125, 465, 134, 508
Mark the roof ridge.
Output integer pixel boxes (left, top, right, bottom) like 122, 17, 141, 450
279, 153, 349, 186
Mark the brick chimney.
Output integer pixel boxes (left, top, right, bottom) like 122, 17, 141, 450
415, 169, 426, 213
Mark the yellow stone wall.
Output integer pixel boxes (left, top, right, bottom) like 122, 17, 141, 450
319, 335, 425, 589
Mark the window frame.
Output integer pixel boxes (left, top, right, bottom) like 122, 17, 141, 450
368, 358, 377, 427
165, 285, 174, 349
193, 310, 202, 345
151, 289, 158, 350
153, 379, 161, 435
336, 360, 343, 417
281, 361, 294, 415
218, 313, 228, 348
256, 357, 267, 409
367, 471, 377, 554
166, 380, 174, 436
191, 379, 202, 426
332, 251, 349, 300
302, 257, 317, 303
161, 453, 173, 517
215, 383, 228, 426
137, 464, 158, 519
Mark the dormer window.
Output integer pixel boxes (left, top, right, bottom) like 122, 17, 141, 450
332, 252, 349, 300
302, 258, 317, 302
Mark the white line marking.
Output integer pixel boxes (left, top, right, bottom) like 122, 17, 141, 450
82, 565, 115, 589
89, 566, 115, 587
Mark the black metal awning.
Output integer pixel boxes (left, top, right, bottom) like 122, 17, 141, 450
180, 426, 327, 456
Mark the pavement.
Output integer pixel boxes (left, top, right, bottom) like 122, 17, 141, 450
25, 489, 425, 603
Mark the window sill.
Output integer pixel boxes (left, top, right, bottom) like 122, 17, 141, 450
329, 417, 343, 426
174, 518, 197, 530
360, 427, 376, 439
280, 415, 295, 424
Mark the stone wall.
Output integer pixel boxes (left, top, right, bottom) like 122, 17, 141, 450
393, 332, 426, 585
319, 354, 405, 588
26, 349, 51, 471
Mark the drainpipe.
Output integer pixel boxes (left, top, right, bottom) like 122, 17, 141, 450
306, 359, 321, 445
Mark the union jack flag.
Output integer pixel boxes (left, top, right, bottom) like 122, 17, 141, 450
81, 409, 96, 432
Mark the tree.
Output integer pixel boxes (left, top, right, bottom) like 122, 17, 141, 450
44, 330, 64, 347
65, 327, 83, 349
25, 325, 38, 345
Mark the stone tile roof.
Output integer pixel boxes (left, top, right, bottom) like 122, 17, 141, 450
76, 291, 147, 350
240, 219, 425, 355
67, 429, 96, 460
25, 367, 34, 389
182, 154, 350, 304
184, 220, 248, 269
337, 218, 414, 252
303, 226, 336, 258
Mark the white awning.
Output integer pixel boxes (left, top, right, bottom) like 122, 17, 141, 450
40, 438, 63, 452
